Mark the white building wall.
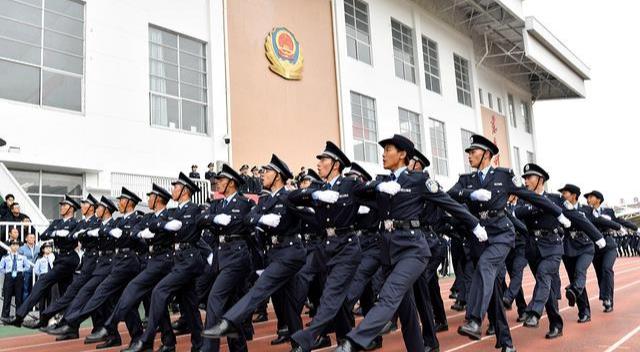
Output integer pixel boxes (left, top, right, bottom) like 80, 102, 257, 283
0, 0, 228, 191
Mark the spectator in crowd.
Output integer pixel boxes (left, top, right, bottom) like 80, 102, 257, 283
249, 166, 262, 193
295, 166, 307, 183
204, 162, 217, 180
0, 194, 14, 219
1, 239, 29, 320
189, 164, 201, 179
19, 233, 39, 301
33, 243, 55, 312
1, 202, 28, 223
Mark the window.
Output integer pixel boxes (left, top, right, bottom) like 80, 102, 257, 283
10, 169, 82, 221
398, 108, 422, 151
454, 54, 472, 107
344, 0, 371, 64
478, 88, 483, 105
391, 19, 415, 83
512, 146, 521, 176
497, 97, 503, 114
488, 92, 493, 109
508, 94, 517, 127
149, 26, 208, 134
351, 91, 378, 162
460, 129, 474, 173
526, 151, 535, 163
0, 0, 85, 111
521, 101, 532, 133
429, 118, 448, 176
421, 35, 440, 93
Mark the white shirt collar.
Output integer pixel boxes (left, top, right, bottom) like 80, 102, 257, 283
102, 217, 112, 224
178, 201, 189, 209
328, 175, 340, 187
155, 208, 166, 217
478, 165, 491, 176
392, 167, 407, 180
224, 192, 237, 202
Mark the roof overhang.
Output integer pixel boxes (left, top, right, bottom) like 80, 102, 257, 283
411, 0, 590, 100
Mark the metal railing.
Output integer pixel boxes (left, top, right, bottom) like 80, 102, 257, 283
111, 172, 212, 206
0, 221, 49, 243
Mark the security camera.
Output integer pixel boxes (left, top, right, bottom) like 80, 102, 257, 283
223, 135, 231, 144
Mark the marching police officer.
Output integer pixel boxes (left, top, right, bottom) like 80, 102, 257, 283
200, 164, 255, 352
515, 164, 571, 339
203, 154, 307, 350
502, 195, 529, 323
125, 173, 206, 352
450, 136, 566, 350
85, 184, 177, 350
584, 190, 638, 312
24, 194, 102, 329
337, 135, 484, 352
49, 187, 143, 341
6, 195, 80, 327
557, 184, 607, 323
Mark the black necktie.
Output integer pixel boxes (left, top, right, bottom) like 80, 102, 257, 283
390, 173, 396, 181
12, 254, 17, 277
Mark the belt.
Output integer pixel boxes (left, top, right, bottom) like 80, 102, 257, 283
99, 250, 115, 256
218, 235, 245, 244
568, 231, 588, 240
53, 248, 73, 255
380, 219, 422, 232
271, 234, 301, 245
85, 250, 99, 256
325, 226, 355, 237
148, 245, 171, 254
174, 242, 195, 251
532, 229, 559, 237
302, 233, 321, 242
115, 248, 133, 254
477, 209, 506, 220
604, 230, 617, 236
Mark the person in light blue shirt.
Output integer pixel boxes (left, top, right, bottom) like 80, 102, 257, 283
18, 233, 39, 300
1, 240, 29, 319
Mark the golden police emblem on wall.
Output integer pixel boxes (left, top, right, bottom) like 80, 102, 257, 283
265, 27, 303, 80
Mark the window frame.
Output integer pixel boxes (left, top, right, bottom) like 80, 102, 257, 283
344, 0, 372, 65
453, 53, 472, 107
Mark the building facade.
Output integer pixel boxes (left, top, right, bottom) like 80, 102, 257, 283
0, 0, 589, 220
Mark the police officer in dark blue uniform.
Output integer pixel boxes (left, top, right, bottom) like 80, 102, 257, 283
343, 162, 383, 350
6, 195, 80, 327
337, 134, 483, 352
85, 184, 177, 350
23, 194, 102, 329
502, 195, 529, 323
514, 164, 572, 339
49, 187, 143, 341
450, 136, 567, 350
199, 164, 255, 352
125, 173, 206, 352
287, 142, 364, 352
584, 190, 637, 313
203, 154, 307, 350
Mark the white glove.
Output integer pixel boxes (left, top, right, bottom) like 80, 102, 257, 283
87, 228, 100, 237
358, 205, 370, 214
206, 253, 213, 266
138, 228, 155, 239
563, 200, 574, 210
470, 189, 492, 202
72, 228, 87, 238
473, 224, 488, 242
109, 228, 123, 238
313, 190, 340, 204
213, 214, 232, 226
636, 229, 640, 236
601, 214, 612, 221
377, 181, 401, 196
54, 230, 70, 237
259, 213, 281, 228
164, 219, 183, 231
595, 238, 606, 249
557, 214, 572, 228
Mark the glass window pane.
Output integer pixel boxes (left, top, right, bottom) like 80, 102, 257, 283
44, 11, 83, 38
149, 60, 178, 80
150, 77, 178, 96
42, 70, 81, 111
41, 195, 63, 221
44, 30, 83, 55
10, 169, 40, 194
149, 44, 177, 63
43, 48, 83, 74
149, 27, 177, 47
45, 0, 83, 20
179, 36, 204, 57
0, 59, 40, 104
179, 52, 205, 71
346, 37, 357, 59
180, 83, 206, 103
0, 36, 41, 64
180, 68, 206, 87
0, 0, 42, 26
357, 42, 370, 64
41, 172, 82, 195
181, 100, 206, 133
150, 94, 179, 128
353, 141, 364, 162
0, 17, 42, 45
